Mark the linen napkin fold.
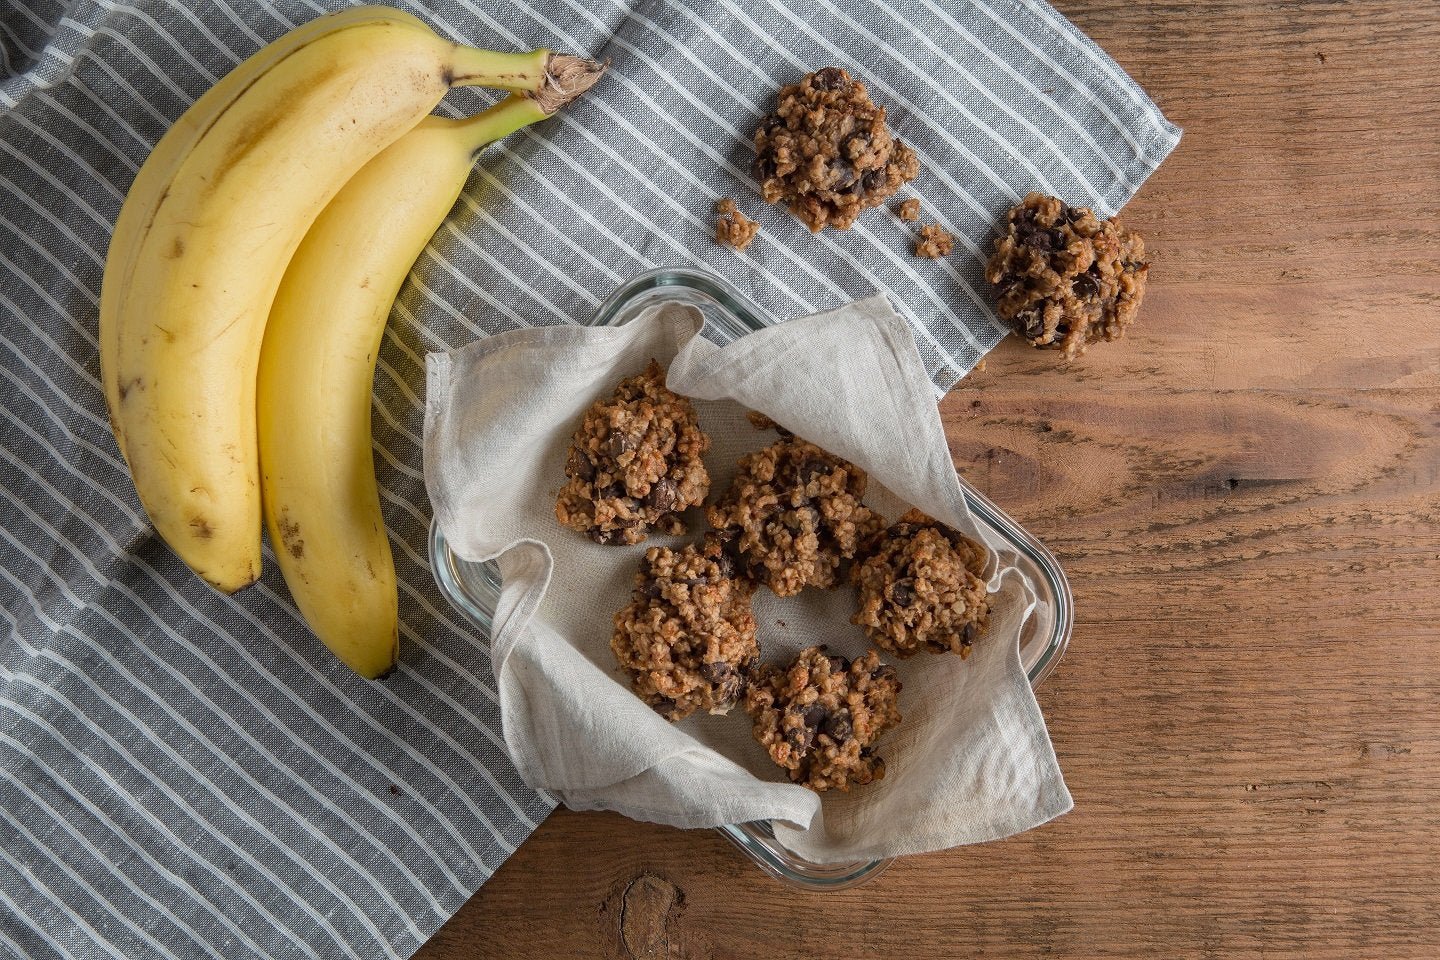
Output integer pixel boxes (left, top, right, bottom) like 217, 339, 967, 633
424, 296, 1072, 862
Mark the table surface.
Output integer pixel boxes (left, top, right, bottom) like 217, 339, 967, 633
418, 3, 1440, 957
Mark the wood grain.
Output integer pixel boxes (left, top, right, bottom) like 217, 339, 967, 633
418, 2, 1440, 957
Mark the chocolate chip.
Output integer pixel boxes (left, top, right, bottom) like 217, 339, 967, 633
645, 477, 679, 512
962, 621, 979, 645
716, 674, 743, 704
802, 703, 826, 729
827, 655, 848, 676
820, 708, 852, 741
639, 579, 664, 600
707, 530, 745, 575
786, 716, 817, 753
703, 661, 743, 702
599, 482, 626, 500
811, 66, 848, 91
871, 663, 898, 684
1014, 308, 1046, 339
566, 447, 594, 480
606, 429, 635, 458
861, 169, 885, 192
651, 696, 679, 719
1018, 224, 1054, 253
1072, 274, 1099, 299
830, 158, 856, 188
589, 527, 619, 545
798, 458, 831, 485
889, 577, 916, 607
753, 155, 776, 182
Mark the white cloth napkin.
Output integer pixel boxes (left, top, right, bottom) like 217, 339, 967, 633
424, 297, 1072, 862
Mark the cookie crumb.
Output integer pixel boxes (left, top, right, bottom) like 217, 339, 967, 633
715, 198, 760, 251
896, 198, 921, 221
985, 192, 1148, 358
753, 67, 920, 232
914, 223, 954, 259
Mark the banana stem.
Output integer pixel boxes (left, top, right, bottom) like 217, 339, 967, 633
447, 46, 606, 103
446, 46, 553, 93
434, 95, 554, 158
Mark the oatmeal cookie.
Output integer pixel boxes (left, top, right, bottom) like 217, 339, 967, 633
985, 192, 1149, 359
612, 537, 758, 720
707, 434, 882, 596
851, 509, 990, 658
914, 223, 954, 259
753, 66, 920, 232
745, 646, 901, 792
896, 197, 921, 222
555, 360, 709, 545
715, 198, 760, 251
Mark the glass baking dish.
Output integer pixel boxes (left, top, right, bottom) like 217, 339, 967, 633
427, 266, 1072, 890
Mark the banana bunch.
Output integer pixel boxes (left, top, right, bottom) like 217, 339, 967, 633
100, 6, 602, 677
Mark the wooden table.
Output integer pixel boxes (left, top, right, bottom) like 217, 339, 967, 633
419, 3, 1440, 956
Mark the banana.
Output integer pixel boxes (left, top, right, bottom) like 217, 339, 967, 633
98, 6, 431, 459
100, 8, 588, 593
256, 92, 592, 679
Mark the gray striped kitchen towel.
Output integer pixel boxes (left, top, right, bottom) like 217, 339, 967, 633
0, 0, 1178, 957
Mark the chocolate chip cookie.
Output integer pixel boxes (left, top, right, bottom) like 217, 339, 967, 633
555, 360, 710, 545
612, 537, 758, 720
745, 646, 901, 792
985, 192, 1149, 359
706, 434, 882, 597
753, 66, 920, 232
851, 509, 990, 658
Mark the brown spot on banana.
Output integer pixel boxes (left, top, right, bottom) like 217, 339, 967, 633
166, 236, 184, 259
204, 65, 339, 189
276, 509, 304, 560
189, 516, 214, 540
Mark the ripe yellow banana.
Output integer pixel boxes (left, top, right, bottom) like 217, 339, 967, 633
256, 95, 580, 679
98, 6, 430, 462
100, 8, 589, 593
